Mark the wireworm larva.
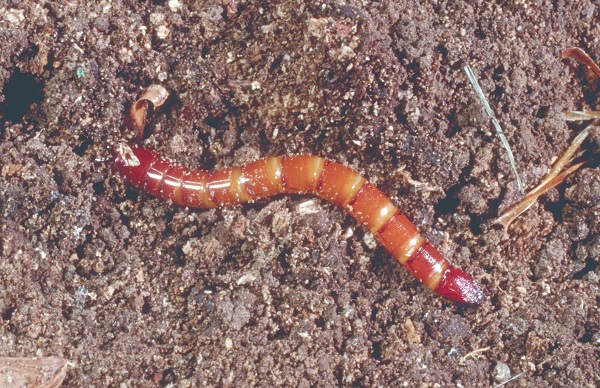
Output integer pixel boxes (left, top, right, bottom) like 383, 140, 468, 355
114, 145, 485, 304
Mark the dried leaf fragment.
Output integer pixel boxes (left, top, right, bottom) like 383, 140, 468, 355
128, 85, 169, 140
0, 356, 68, 388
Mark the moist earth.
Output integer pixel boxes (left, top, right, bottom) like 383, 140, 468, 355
0, 1, 598, 386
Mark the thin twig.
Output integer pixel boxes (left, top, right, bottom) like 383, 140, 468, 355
528, 121, 595, 196
464, 65, 524, 193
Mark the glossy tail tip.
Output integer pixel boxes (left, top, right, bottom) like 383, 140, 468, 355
435, 266, 485, 305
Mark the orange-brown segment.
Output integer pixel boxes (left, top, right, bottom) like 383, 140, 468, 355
375, 213, 424, 264
241, 156, 283, 199
345, 184, 397, 234
316, 162, 366, 207
281, 155, 325, 193
208, 166, 251, 206
182, 170, 214, 208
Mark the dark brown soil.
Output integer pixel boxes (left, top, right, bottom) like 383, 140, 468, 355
1, 1, 598, 386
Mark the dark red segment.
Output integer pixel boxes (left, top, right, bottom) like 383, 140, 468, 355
404, 242, 448, 289
434, 266, 485, 305
161, 165, 188, 205
113, 146, 158, 189
144, 157, 172, 197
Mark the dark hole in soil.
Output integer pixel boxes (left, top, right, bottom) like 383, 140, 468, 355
536, 106, 550, 119
435, 183, 461, 214
578, 326, 593, 343
1, 69, 44, 123
492, 65, 505, 80
372, 341, 382, 360
269, 327, 289, 341
493, 85, 504, 99
315, 316, 326, 329
92, 181, 106, 195
2, 306, 15, 321
173, 247, 187, 267
73, 137, 92, 156
142, 298, 151, 314
277, 249, 292, 271
572, 257, 598, 280
159, 368, 176, 387
438, 44, 449, 58
370, 306, 379, 322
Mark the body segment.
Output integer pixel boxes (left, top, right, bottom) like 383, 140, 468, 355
114, 146, 485, 305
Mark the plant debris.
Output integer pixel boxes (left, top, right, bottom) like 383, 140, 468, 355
495, 49, 600, 229
0, 357, 68, 388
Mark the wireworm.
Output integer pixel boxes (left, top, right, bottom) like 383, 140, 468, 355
114, 145, 485, 305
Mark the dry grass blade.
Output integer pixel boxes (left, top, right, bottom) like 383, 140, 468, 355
464, 65, 524, 193
562, 48, 600, 78
0, 356, 68, 388
529, 121, 594, 195
128, 85, 169, 140
495, 161, 587, 229
494, 120, 596, 229
563, 111, 600, 121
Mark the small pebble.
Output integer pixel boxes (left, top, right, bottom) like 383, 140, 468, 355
156, 25, 170, 39
493, 362, 511, 383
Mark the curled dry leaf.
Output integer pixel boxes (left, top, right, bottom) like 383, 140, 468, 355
128, 85, 169, 140
0, 356, 68, 388
562, 47, 600, 79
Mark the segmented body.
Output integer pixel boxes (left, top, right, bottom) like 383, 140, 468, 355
114, 146, 485, 305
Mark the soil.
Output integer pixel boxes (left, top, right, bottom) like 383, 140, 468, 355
0, 1, 598, 386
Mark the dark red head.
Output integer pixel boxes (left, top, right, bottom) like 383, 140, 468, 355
434, 266, 485, 305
